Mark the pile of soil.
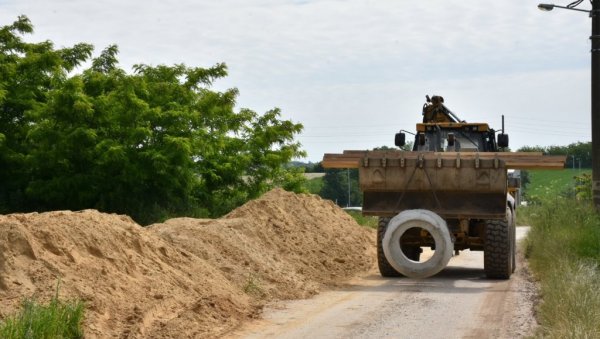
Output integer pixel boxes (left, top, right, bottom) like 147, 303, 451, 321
0, 189, 374, 338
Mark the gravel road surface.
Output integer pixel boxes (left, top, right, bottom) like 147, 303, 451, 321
232, 227, 536, 339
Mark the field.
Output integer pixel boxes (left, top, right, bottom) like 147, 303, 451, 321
523, 169, 590, 202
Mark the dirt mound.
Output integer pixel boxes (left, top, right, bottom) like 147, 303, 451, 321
0, 210, 253, 338
0, 189, 374, 338
150, 189, 374, 301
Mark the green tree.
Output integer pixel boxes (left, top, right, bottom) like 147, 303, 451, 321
0, 15, 93, 211
0, 16, 305, 224
374, 143, 413, 152
319, 169, 361, 207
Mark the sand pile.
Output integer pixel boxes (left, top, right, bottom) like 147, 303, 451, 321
0, 189, 374, 338
150, 189, 374, 301
0, 210, 253, 338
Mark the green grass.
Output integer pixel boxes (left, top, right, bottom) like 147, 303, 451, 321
0, 290, 85, 339
524, 169, 590, 202
524, 199, 600, 338
520, 169, 600, 338
345, 210, 378, 229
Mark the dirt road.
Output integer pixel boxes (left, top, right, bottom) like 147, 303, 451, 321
232, 227, 536, 339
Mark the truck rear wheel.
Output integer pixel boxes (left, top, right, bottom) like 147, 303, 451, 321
377, 217, 421, 277
377, 217, 401, 277
484, 207, 514, 279
510, 208, 516, 273
382, 210, 453, 279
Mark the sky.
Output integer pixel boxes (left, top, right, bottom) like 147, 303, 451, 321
0, 0, 593, 162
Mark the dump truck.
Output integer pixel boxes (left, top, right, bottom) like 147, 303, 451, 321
323, 96, 566, 279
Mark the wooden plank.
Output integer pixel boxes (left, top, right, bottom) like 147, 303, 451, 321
504, 162, 566, 170
342, 150, 546, 158
322, 160, 565, 170
326, 152, 562, 161
321, 159, 360, 168
322, 151, 566, 170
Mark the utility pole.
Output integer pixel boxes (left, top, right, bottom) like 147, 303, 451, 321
347, 168, 351, 207
592, 0, 600, 209
540, 1, 600, 208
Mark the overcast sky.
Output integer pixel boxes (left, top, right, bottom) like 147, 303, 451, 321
0, 0, 593, 161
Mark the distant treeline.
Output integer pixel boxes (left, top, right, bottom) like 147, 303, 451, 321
518, 142, 591, 169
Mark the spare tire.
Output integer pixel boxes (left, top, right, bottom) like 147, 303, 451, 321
382, 209, 453, 279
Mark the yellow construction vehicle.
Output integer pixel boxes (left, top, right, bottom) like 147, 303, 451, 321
323, 96, 565, 279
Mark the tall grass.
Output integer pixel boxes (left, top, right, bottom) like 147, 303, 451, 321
0, 289, 85, 339
524, 197, 600, 338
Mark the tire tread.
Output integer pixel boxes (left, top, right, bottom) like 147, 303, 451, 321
484, 216, 511, 279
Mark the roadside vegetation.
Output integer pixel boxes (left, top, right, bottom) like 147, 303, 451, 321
520, 169, 600, 338
0, 16, 305, 225
0, 292, 85, 339
304, 176, 324, 195
520, 169, 590, 207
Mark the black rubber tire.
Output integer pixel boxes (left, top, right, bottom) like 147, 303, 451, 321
377, 217, 402, 277
377, 217, 422, 277
484, 208, 513, 279
510, 208, 516, 273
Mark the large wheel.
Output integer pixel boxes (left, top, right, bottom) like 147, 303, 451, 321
484, 207, 513, 279
377, 217, 421, 277
382, 210, 453, 279
377, 217, 402, 277
510, 207, 516, 273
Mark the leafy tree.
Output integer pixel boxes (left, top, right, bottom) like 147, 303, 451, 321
374, 142, 413, 152
319, 169, 361, 207
0, 15, 93, 211
288, 161, 324, 173
0, 16, 305, 224
309, 162, 325, 172
317, 144, 415, 207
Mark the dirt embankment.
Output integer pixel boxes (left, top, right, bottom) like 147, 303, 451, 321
0, 189, 374, 338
